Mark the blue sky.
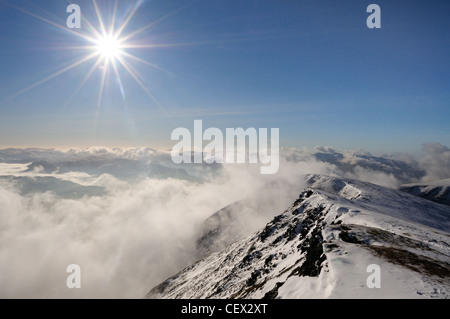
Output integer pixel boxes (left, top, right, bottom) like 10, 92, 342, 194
0, 0, 449, 152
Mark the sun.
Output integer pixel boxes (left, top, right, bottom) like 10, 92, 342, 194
5, 0, 185, 115
96, 35, 122, 60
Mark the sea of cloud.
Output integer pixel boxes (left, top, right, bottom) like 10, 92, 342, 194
0, 144, 449, 298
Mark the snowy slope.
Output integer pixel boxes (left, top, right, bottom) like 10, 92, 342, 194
147, 175, 450, 299
400, 179, 450, 206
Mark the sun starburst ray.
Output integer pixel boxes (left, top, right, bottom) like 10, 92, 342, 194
4, 0, 187, 121
120, 42, 203, 49
0, 0, 97, 43
116, 56, 171, 121
92, 0, 107, 37
109, 0, 119, 36
120, 51, 173, 75
80, 13, 102, 39
114, 0, 143, 39
9, 52, 99, 100
119, 2, 193, 43
63, 57, 104, 108
111, 60, 126, 100
66, 0, 103, 39
97, 59, 109, 109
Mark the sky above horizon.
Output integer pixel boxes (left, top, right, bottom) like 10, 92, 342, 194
0, 0, 449, 153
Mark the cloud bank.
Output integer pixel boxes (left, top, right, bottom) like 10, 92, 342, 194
418, 143, 450, 182
0, 144, 449, 298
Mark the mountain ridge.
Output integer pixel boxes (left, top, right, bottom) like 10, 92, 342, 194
400, 179, 450, 206
147, 174, 450, 299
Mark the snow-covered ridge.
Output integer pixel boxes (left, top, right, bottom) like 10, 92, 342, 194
400, 179, 450, 207
303, 174, 450, 232
147, 175, 450, 299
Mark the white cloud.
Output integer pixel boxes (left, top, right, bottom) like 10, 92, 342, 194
0, 144, 449, 298
0, 162, 31, 175
0, 165, 269, 298
418, 143, 450, 182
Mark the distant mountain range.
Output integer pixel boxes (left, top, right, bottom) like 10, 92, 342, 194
0, 175, 106, 198
400, 179, 450, 206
